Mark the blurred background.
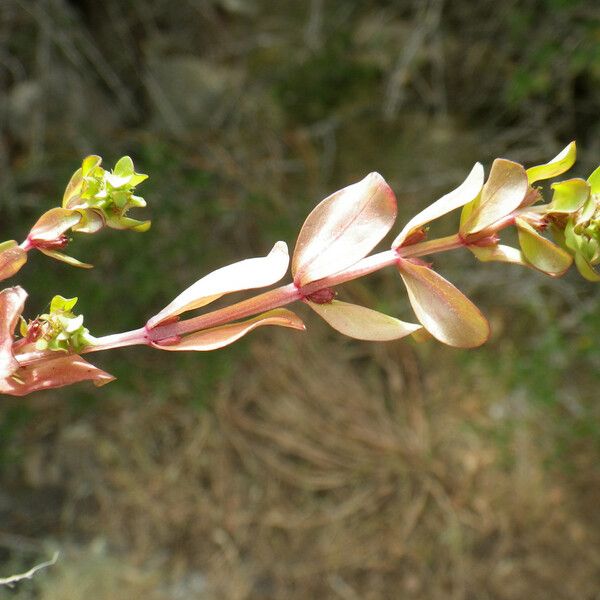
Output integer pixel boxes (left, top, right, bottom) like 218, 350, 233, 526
1, 0, 600, 598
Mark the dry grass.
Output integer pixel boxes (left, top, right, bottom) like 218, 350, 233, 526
4, 327, 600, 599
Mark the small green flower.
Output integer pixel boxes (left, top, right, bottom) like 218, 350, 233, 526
63, 155, 150, 233
22, 295, 95, 353
559, 166, 600, 281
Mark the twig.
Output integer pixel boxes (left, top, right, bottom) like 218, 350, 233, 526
0, 551, 59, 588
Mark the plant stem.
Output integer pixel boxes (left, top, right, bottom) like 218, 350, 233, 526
87, 233, 466, 352
15, 232, 467, 365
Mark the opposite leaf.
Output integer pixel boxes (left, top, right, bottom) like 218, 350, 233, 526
0, 354, 114, 396
460, 159, 528, 235
307, 299, 421, 341
0, 242, 27, 281
39, 249, 93, 269
516, 217, 572, 276
393, 163, 484, 248
0, 286, 27, 378
526, 141, 576, 184
151, 308, 305, 351
574, 253, 600, 282
469, 243, 527, 266
397, 259, 489, 348
28, 208, 81, 243
292, 172, 397, 286
148, 242, 290, 329
549, 179, 589, 213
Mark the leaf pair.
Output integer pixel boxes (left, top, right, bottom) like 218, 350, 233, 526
0, 287, 112, 396
294, 173, 424, 342
466, 142, 577, 277
148, 242, 305, 350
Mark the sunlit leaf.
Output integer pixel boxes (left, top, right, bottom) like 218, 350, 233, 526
574, 253, 600, 282
307, 299, 421, 341
292, 172, 397, 285
151, 308, 305, 351
39, 249, 93, 269
0, 242, 27, 281
393, 163, 484, 248
50, 295, 78, 313
469, 243, 527, 266
0, 286, 27, 378
549, 179, 589, 213
104, 214, 151, 232
71, 208, 106, 234
62, 168, 83, 208
587, 165, 600, 194
81, 155, 102, 177
0, 354, 114, 396
148, 242, 290, 329
397, 259, 489, 348
29, 208, 81, 242
516, 217, 572, 276
113, 156, 134, 178
460, 159, 528, 235
526, 141, 576, 184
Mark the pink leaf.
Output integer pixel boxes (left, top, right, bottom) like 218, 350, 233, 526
0, 242, 27, 281
393, 163, 484, 248
307, 299, 421, 341
292, 172, 397, 286
0, 286, 27, 378
28, 208, 81, 243
147, 242, 290, 329
151, 308, 305, 351
0, 354, 114, 396
460, 159, 528, 235
397, 259, 490, 348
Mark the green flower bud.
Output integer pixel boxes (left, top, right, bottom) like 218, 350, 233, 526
24, 296, 95, 353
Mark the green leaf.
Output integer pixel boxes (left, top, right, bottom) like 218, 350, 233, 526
50, 295, 78, 314
113, 156, 134, 178
587, 165, 600, 194
71, 208, 106, 234
148, 242, 290, 329
397, 259, 490, 348
129, 173, 148, 186
292, 172, 397, 285
549, 178, 590, 213
469, 243, 527, 266
307, 299, 421, 341
62, 168, 83, 208
151, 309, 305, 351
516, 217, 573, 276
39, 249, 93, 269
526, 141, 576, 184
104, 214, 151, 232
460, 159, 528, 235
574, 253, 600, 282
81, 155, 102, 177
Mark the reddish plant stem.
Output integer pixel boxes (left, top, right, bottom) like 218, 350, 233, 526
91, 233, 467, 351
14, 232, 470, 365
